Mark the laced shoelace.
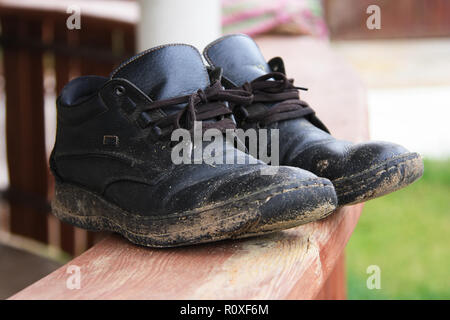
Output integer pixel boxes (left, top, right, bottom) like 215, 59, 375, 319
235, 72, 315, 126
139, 81, 253, 139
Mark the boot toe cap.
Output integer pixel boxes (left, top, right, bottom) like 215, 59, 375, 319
324, 141, 423, 205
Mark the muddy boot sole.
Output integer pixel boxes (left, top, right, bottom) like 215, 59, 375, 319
240, 178, 337, 237
333, 152, 424, 207
52, 180, 334, 248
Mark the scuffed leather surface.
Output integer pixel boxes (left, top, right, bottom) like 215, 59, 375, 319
204, 34, 413, 181
111, 44, 210, 115
51, 44, 318, 217
204, 34, 270, 86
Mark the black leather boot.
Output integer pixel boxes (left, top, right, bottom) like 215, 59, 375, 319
50, 44, 337, 247
204, 34, 424, 206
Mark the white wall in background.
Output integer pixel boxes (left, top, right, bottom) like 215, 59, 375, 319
138, 0, 221, 51
332, 39, 450, 159
368, 86, 450, 159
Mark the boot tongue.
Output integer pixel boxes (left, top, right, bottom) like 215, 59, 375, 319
204, 34, 270, 86
111, 44, 210, 102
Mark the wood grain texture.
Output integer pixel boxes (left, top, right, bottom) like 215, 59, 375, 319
314, 253, 346, 300
9, 36, 368, 300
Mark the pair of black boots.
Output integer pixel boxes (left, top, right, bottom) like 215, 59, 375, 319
50, 34, 423, 247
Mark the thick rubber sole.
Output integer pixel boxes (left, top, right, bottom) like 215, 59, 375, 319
51, 179, 335, 248
333, 152, 424, 207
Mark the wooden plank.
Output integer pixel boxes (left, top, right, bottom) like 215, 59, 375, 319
314, 253, 346, 300
2, 16, 49, 242
10, 205, 361, 300
9, 36, 368, 299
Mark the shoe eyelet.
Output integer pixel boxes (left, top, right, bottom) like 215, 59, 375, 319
115, 85, 126, 96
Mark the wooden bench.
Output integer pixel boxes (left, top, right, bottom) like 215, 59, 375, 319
0, 1, 368, 299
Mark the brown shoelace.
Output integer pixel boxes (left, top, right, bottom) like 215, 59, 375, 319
140, 81, 253, 138
236, 72, 315, 126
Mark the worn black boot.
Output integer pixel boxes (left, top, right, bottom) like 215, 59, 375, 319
50, 44, 337, 247
204, 34, 424, 206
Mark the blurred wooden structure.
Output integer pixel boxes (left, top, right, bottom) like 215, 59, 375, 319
324, 0, 450, 39
1, 1, 368, 299
0, 0, 137, 256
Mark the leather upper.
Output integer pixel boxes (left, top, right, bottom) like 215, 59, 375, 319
204, 34, 271, 86
204, 34, 411, 181
51, 44, 318, 217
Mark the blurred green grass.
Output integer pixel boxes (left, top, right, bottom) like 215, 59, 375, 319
346, 158, 450, 299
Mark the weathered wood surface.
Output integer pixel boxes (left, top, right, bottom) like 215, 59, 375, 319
10, 36, 368, 299
11, 206, 361, 300
314, 253, 346, 300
